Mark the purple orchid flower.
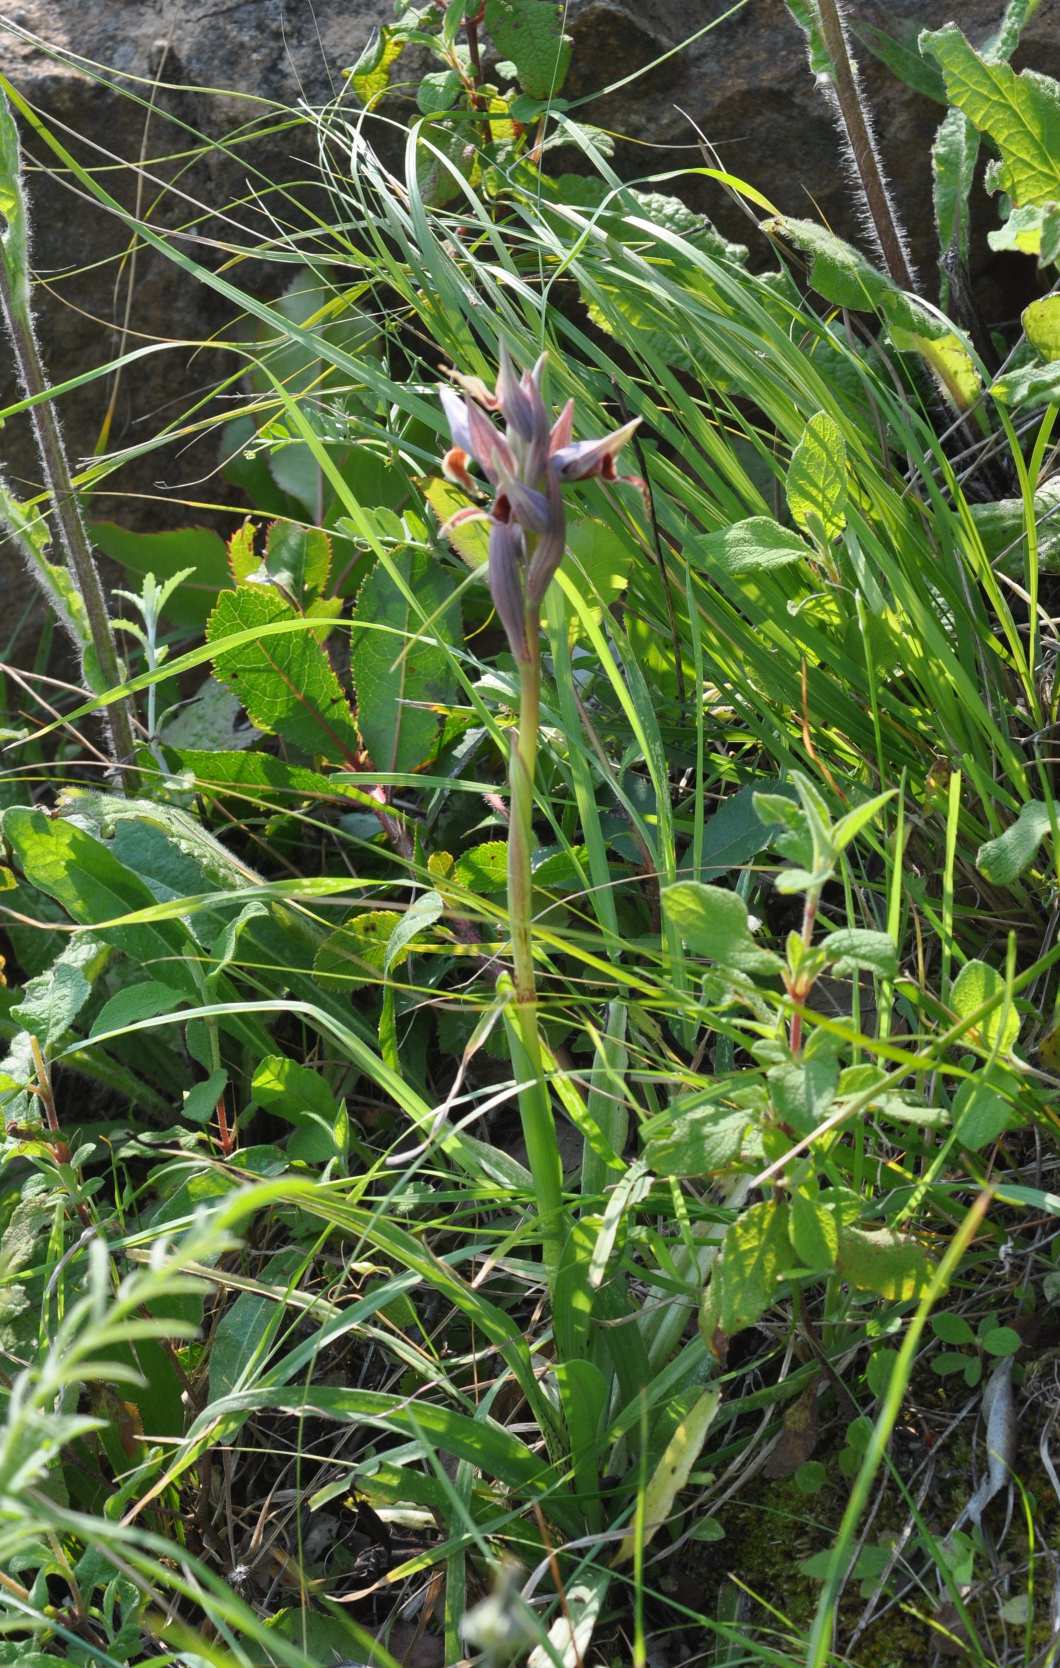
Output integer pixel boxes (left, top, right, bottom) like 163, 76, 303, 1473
439, 348, 640, 660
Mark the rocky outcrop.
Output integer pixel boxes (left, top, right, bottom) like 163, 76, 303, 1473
1, 1, 1056, 572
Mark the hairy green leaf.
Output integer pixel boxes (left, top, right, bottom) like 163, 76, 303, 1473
977, 799, 1054, 884
663, 882, 782, 974
484, 0, 571, 99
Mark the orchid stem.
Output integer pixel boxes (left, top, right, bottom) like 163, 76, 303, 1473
505, 620, 565, 1285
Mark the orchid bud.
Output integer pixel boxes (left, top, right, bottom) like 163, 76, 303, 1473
488, 517, 529, 663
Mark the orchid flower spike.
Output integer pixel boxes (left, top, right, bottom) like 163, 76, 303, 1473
439, 349, 640, 661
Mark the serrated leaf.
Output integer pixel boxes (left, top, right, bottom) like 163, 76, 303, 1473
314, 912, 408, 990
950, 959, 1020, 1053
663, 882, 782, 974
921, 25, 1060, 221
207, 585, 359, 764
977, 799, 1054, 884
821, 928, 898, 977
483, 0, 572, 99
612, 1389, 722, 1565
350, 548, 460, 773
692, 517, 811, 575
228, 517, 257, 583
700, 1199, 792, 1346
786, 413, 846, 541
836, 1225, 934, 1298
452, 841, 507, 894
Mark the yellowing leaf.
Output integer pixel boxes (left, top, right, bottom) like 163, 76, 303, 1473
1024, 295, 1060, 360
612, 1388, 722, 1566
423, 477, 489, 569
888, 326, 981, 411
836, 1225, 934, 1299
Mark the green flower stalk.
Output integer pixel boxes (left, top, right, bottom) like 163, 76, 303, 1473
439, 349, 638, 1281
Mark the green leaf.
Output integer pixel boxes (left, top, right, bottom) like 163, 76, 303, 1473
865, 1347, 899, 1396
699, 781, 793, 881
207, 584, 359, 764
350, 548, 460, 772
786, 412, 847, 542
483, 0, 572, 99
952, 1076, 1012, 1150
261, 519, 332, 605
991, 358, 1060, 407
612, 1388, 722, 1565
831, 789, 896, 856
790, 1188, 839, 1271
164, 748, 376, 812
643, 1103, 762, 1178
854, 19, 947, 103
90, 980, 187, 1037
2, 808, 198, 994
251, 1054, 346, 1162
932, 1311, 975, 1345
692, 516, 811, 575
700, 1199, 792, 1345
452, 841, 508, 894
835, 1225, 934, 1299
988, 202, 1060, 262
1024, 295, 1060, 360
662, 882, 782, 974
315, 911, 407, 990
208, 1251, 305, 1400
769, 1055, 838, 1130
821, 928, 898, 978
921, 25, 1060, 251
981, 1324, 1021, 1356
762, 215, 980, 405
89, 523, 230, 628
11, 934, 107, 1047
932, 107, 979, 291
950, 959, 1020, 1053
182, 1067, 227, 1124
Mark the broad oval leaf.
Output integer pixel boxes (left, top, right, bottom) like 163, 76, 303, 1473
950, 959, 1020, 1053
786, 412, 847, 541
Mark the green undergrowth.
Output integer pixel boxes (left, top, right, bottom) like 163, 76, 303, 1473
2, 1, 1060, 1664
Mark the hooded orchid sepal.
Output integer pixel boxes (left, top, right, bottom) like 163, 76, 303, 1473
439, 349, 641, 660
